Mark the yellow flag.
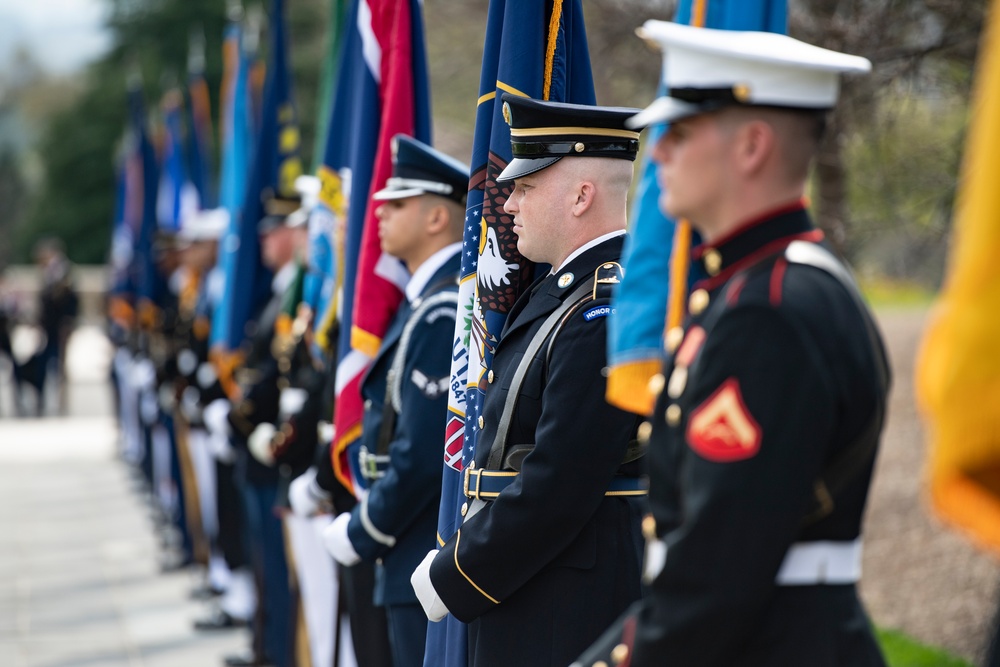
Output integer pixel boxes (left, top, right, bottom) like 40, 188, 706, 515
915, 0, 1000, 558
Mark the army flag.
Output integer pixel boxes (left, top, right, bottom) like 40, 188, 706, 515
916, 0, 1000, 558
324, 0, 432, 495
605, 0, 787, 416
429, 2, 595, 664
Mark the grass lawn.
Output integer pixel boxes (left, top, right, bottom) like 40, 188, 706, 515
879, 628, 974, 667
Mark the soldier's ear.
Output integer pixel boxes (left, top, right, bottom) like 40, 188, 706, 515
571, 181, 596, 217
424, 202, 450, 235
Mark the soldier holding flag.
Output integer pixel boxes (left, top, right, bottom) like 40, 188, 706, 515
410, 96, 647, 667
323, 135, 468, 667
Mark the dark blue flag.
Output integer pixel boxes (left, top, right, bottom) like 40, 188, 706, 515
432, 2, 595, 664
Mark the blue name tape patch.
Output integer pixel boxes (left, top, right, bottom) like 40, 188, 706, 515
583, 306, 613, 322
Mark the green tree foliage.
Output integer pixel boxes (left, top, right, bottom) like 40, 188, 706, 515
18, 0, 327, 265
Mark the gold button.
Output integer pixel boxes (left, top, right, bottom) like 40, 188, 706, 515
667, 366, 688, 399
461, 502, 469, 517
666, 404, 682, 426
642, 514, 656, 541
647, 373, 665, 396
637, 421, 652, 444
477, 416, 484, 429
733, 82, 752, 102
665, 326, 684, 353
689, 288, 710, 315
611, 643, 630, 664
574, 141, 585, 152
703, 248, 722, 276
488, 370, 495, 384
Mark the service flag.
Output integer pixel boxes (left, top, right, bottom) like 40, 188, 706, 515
606, 0, 787, 416
324, 0, 431, 495
210, 16, 257, 352
156, 89, 199, 235
187, 29, 216, 210
212, 0, 303, 383
429, 2, 595, 664
916, 0, 1000, 558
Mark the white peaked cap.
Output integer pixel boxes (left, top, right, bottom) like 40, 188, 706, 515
287, 175, 322, 228
628, 20, 872, 129
179, 207, 230, 241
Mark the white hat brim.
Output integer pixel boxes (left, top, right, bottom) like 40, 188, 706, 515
626, 97, 703, 129
372, 186, 426, 201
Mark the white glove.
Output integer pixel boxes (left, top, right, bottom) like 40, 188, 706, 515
203, 398, 231, 439
322, 512, 361, 566
248, 423, 277, 466
289, 467, 332, 517
411, 549, 449, 622
279, 387, 309, 420
206, 428, 236, 464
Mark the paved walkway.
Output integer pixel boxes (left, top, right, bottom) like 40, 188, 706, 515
0, 326, 244, 667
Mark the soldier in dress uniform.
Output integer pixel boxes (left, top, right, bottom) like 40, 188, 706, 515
573, 22, 890, 667
409, 96, 647, 667
222, 191, 307, 667
322, 134, 468, 667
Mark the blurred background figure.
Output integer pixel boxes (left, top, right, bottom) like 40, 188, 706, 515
25, 237, 79, 415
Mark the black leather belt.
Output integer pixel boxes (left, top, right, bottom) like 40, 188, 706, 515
463, 467, 647, 500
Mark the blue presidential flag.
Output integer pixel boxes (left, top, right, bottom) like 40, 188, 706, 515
606, 0, 787, 416
431, 2, 595, 664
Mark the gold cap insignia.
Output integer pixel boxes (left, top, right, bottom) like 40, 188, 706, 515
502, 101, 512, 126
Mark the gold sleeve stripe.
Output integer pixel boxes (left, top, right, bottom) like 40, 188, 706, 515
453, 530, 499, 604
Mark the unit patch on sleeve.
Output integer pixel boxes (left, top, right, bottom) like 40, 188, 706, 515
686, 378, 762, 462
411, 369, 449, 399
582, 305, 614, 322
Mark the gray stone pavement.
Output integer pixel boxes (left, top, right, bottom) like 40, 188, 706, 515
0, 325, 245, 667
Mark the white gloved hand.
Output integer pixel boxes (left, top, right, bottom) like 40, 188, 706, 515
279, 387, 309, 420
202, 398, 231, 439
207, 428, 236, 464
322, 512, 361, 566
289, 467, 332, 517
248, 422, 277, 466
411, 549, 449, 622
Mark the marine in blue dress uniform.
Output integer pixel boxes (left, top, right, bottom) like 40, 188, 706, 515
573, 21, 890, 667
410, 97, 648, 667
322, 135, 469, 667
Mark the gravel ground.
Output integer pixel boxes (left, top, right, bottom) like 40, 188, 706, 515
861, 307, 1000, 664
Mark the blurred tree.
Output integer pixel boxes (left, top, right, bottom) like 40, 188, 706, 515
791, 0, 985, 258
0, 148, 27, 270
18, 0, 327, 265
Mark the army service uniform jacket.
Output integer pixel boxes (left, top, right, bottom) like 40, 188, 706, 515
346, 251, 460, 606
625, 202, 890, 666
429, 235, 645, 667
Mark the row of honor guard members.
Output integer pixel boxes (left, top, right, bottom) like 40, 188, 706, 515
319, 135, 468, 667
573, 20, 890, 667
409, 95, 649, 667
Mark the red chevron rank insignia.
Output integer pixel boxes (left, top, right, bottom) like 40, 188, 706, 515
687, 378, 761, 462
